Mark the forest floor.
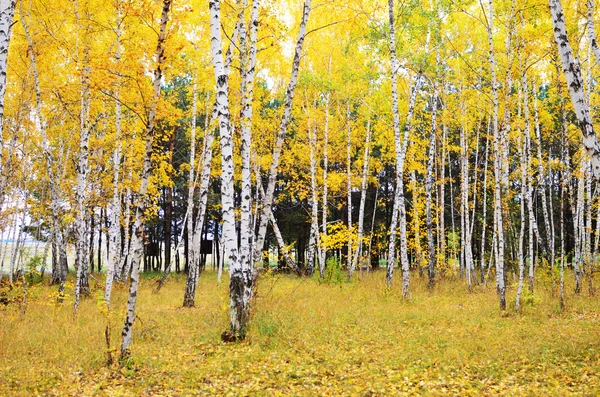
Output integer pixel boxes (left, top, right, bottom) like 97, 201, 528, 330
1, 269, 600, 396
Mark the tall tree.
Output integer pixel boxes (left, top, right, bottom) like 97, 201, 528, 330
120, 0, 171, 360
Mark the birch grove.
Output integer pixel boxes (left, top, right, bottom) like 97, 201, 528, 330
1, 0, 600, 364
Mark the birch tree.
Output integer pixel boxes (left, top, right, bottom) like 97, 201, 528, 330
350, 119, 371, 277
74, 0, 92, 312
0, 0, 15, 193
105, 0, 124, 310
488, 0, 506, 309
120, 0, 171, 360
252, 0, 311, 267
386, 0, 417, 299
549, 0, 600, 177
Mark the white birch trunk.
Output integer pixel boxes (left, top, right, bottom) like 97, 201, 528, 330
426, 82, 437, 287
350, 120, 371, 277
210, 0, 253, 339
0, 0, 15, 190
238, 0, 259, 273
119, 169, 132, 281
533, 84, 554, 270
307, 109, 319, 276
183, 124, 214, 307
522, 75, 536, 294
346, 104, 353, 276
120, 0, 171, 359
587, 0, 600, 65
74, 0, 92, 313
584, 164, 593, 294
480, 129, 490, 286
459, 98, 473, 291
516, 115, 527, 311
385, 0, 415, 298
320, 94, 330, 277
185, 81, 197, 290
106, 0, 123, 309
489, 0, 506, 309
549, 0, 600, 176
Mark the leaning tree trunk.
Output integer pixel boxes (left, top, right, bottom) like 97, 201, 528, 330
549, 0, 600, 176
252, 0, 311, 266
120, 0, 171, 360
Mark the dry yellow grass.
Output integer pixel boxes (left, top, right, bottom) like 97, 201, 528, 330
1, 270, 600, 396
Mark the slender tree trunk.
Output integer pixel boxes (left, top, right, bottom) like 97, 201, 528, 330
0, 0, 15, 195
186, 81, 197, 276
210, 0, 252, 340
238, 0, 259, 274
516, 114, 527, 311
426, 98, 437, 286
489, 0, 506, 310
560, 130, 566, 310
119, 169, 132, 281
74, 0, 92, 312
183, 124, 214, 306
307, 107, 319, 276
350, 120, 371, 277
533, 84, 554, 271
438, 124, 446, 264
574, 165, 584, 294
106, 0, 123, 309
346, 104, 353, 276
386, 0, 417, 299
460, 100, 473, 291
587, 0, 600, 65
480, 130, 490, 286
522, 74, 536, 294
21, 5, 68, 289
183, 21, 237, 305
320, 94, 330, 277
252, 0, 311, 266
120, 0, 171, 360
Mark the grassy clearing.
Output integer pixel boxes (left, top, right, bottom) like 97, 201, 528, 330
1, 270, 600, 396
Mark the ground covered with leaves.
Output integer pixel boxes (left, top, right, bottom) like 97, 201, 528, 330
1, 270, 600, 396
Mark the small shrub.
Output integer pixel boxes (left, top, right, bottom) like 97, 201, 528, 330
324, 257, 344, 284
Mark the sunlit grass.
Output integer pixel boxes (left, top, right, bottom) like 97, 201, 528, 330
1, 269, 599, 395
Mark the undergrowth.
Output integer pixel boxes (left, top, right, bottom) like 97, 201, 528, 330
1, 270, 599, 395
